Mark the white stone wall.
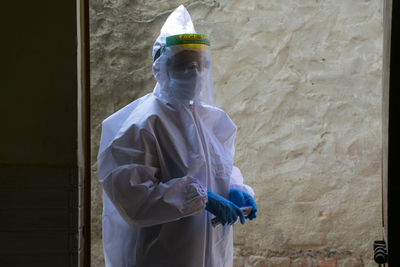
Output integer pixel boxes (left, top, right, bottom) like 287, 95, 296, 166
90, 1, 383, 266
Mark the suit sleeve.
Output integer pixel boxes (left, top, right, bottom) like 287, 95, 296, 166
97, 124, 208, 228
229, 166, 255, 197
212, 110, 255, 197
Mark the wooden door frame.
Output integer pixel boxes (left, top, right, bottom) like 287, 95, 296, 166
77, 0, 91, 266
386, 0, 400, 264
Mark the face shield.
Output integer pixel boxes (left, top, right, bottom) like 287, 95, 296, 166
153, 34, 214, 106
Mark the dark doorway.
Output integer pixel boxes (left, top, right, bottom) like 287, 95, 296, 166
0, 0, 90, 266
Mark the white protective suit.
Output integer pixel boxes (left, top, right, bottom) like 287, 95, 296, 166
97, 5, 254, 267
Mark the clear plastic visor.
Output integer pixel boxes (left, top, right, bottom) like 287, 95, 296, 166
155, 45, 214, 106
167, 47, 210, 74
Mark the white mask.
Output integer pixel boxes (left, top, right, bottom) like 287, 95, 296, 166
168, 68, 204, 101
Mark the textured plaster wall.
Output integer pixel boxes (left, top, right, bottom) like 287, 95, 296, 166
90, 1, 383, 266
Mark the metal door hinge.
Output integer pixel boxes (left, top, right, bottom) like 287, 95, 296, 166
373, 240, 388, 265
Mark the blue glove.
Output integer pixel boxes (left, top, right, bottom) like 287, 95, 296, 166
205, 190, 245, 226
229, 189, 257, 220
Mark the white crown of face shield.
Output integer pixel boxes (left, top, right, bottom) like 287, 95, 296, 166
152, 5, 214, 106
152, 5, 195, 60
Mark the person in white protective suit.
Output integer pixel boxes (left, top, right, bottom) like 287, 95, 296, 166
97, 5, 258, 267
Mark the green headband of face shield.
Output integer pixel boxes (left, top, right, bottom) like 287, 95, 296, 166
166, 34, 210, 47
154, 34, 210, 62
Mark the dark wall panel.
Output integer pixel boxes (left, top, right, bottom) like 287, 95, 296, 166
0, 167, 78, 266
0, 1, 77, 166
0, 1, 78, 266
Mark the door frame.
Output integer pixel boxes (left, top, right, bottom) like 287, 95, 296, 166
77, 0, 91, 266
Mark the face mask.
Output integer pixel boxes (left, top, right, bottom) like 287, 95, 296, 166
168, 68, 205, 101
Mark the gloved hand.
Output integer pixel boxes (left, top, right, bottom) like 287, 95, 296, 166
205, 190, 245, 226
229, 189, 257, 220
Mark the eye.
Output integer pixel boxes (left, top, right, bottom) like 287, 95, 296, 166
171, 59, 209, 72
172, 62, 186, 72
